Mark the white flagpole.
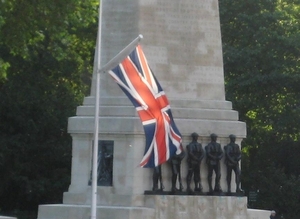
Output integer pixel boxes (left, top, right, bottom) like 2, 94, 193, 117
99, 34, 143, 73
91, 0, 103, 218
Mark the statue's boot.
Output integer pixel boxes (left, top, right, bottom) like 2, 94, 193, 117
199, 182, 203, 192
152, 175, 159, 191
236, 179, 243, 193
214, 182, 222, 193
160, 182, 165, 191
186, 179, 192, 192
227, 179, 231, 193
214, 174, 222, 192
208, 177, 213, 193
194, 181, 203, 192
179, 181, 184, 191
171, 175, 178, 192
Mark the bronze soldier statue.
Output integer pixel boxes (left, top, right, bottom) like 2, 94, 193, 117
224, 134, 242, 193
205, 133, 223, 193
169, 148, 185, 192
186, 132, 204, 193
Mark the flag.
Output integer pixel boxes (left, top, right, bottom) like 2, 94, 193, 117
108, 44, 182, 167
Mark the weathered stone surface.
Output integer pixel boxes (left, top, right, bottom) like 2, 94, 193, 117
92, 0, 226, 101
37, 195, 271, 219
37, 204, 155, 219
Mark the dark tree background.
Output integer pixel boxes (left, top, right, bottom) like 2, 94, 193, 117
219, 0, 300, 218
0, 0, 299, 218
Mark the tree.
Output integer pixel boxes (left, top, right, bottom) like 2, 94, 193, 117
0, 0, 98, 218
219, 0, 300, 218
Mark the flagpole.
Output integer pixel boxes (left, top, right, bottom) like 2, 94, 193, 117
91, 0, 103, 218
99, 34, 143, 73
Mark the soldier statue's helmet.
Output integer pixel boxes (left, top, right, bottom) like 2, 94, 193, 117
229, 134, 236, 139
191, 132, 199, 138
210, 133, 217, 138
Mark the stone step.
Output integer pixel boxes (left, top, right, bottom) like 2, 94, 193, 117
37, 204, 155, 219
37, 196, 271, 219
63, 188, 147, 208
75, 105, 239, 121
68, 116, 246, 137
82, 96, 233, 109
247, 209, 271, 219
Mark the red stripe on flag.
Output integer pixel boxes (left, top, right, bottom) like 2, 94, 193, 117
137, 45, 153, 87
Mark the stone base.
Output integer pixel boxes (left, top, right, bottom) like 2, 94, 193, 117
37, 195, 270, 219
37, 204, 155, 219
145, 195, 248, 219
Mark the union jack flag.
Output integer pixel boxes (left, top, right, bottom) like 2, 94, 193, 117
108, 45, 182, 168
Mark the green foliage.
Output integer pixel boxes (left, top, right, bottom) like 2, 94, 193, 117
220, 0, 300, 218
0, 0, 98, 84
0, 0, 98, 218
220, 0, 300, 139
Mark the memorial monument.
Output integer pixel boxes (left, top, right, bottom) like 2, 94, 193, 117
37, 0, 270, 218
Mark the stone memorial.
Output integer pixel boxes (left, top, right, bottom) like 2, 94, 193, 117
37, 0, 270, 218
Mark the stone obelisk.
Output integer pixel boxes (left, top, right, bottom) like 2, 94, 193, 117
37, 0, 270, 218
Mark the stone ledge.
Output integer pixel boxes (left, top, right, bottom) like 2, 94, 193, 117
68, 116, 246, 137
0, 217, 17, 219
82, 96, 233, 109
76, 105, 239, 121
37, 204, 155, 219
144, 190, 245, 197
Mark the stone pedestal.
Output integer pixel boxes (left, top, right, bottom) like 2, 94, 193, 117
37, 0, 270, 218
64, 96, 245, 197
37, 204, 155, 219
37, 193, 270, 219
